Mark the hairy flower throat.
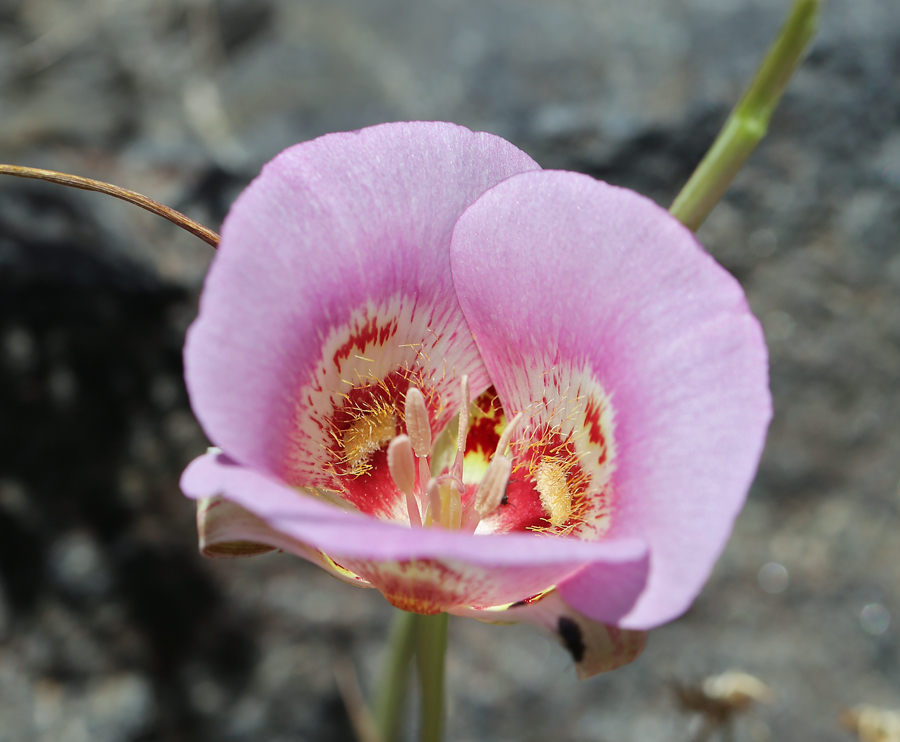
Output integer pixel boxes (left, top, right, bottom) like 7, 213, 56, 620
342, 400, 396, 475
385, 376, 523, 531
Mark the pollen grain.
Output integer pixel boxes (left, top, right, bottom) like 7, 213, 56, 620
534, 458, 573, 527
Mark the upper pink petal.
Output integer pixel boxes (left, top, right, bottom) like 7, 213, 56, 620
184, 122, 539, 489
450, 170, 771, 630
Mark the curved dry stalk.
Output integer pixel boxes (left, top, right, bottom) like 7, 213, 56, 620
0, 164, 220, 248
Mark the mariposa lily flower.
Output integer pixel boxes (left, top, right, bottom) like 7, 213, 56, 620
180, 121, 771, 678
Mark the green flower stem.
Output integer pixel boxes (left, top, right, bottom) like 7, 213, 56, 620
669, 0, 821, 232
375, 609, 419, 742
416, 612, 449, 742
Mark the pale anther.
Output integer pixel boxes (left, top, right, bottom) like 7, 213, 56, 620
456, 375, 470, 454
404, 387, 432, 458
387, 435, 416, 496
495, 411, 524, 458
475, 455, 512, 517
388, 435, 421, 527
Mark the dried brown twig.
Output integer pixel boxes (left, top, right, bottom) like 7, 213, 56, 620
334, 656, 383, 742
0, 164, 220, 248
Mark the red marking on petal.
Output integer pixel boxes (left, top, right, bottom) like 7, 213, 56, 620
382, 588, 455, 614
516, 590, 552, 606
341, 558, 467, 614
287, 368, 444, 521
465, 386, 503, 459
486, 477, 547, 532
584, 397, 609, 466
485, 426, 599, 535
332, 315, 400, 368
340, 448, 405, 518
584, 398, 605, 446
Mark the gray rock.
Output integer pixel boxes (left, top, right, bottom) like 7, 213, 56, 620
0, 0, 899, 741
48, 532, 111, 600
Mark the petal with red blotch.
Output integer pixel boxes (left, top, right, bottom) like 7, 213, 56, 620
452, 591, 648, 680
181, 451, 649, 614
185, 122, 540, 517
451, 170, 771, 630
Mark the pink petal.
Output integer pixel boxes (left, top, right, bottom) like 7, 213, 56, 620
181, 451, 649, 613
452, 591, 648, 679
195, 496, 372, 586
184, 122, 539, 510
450, 170, 771, 629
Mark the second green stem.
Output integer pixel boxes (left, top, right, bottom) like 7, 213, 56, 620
375, 610, 419, 742
669, 0, 820, 231
416, 613, 449, 742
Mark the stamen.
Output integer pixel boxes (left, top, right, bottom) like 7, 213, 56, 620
460, 410, 522, 531
451, 375, 470, 480
388, 435, 421, 527
404, 387, 432, 457
426, 477, 442, 526
474, 455, 512, 518
456, 375, 470, 455
418, 456, 431, 501
435, 473, 465, 492
407, 490, 422, 528
496, 411, 524, 457
534, 458, 572, 527
387, 435, 416, 495
443, 481, 463, 530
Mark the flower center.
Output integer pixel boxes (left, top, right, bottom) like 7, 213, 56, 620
291, 299, 616, 536
318, 370, 615, 539
384, 375, 523, 532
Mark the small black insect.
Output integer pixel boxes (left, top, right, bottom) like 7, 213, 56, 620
500, 477, 522, 506
557, 617, 585, 663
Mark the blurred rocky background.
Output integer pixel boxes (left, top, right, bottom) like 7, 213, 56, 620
0, 0, 898, 740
